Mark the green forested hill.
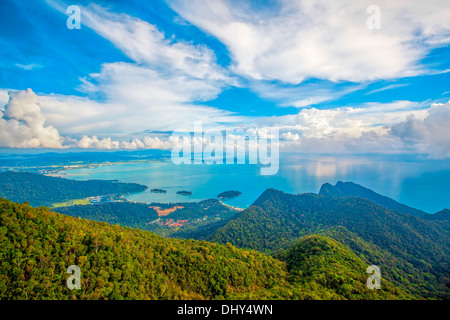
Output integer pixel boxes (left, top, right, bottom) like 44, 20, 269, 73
314, 226, 449, 298
0, 172, 147, 207
0, 197, 288, 299
209, 189, 450, 298
0, 198, 406, 300
284, 235, 404, 300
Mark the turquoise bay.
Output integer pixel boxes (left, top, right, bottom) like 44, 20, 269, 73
54, 153, 450, 214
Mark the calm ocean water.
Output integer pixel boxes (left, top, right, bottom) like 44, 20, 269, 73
56, 154, 450, 213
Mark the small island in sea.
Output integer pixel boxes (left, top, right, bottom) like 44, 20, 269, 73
176, 190, 192, 196
217, 190, 242, 199
151, 188, 167, 193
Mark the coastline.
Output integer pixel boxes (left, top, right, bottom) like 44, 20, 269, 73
49, 159, 168, 177
218, 200, 245, 212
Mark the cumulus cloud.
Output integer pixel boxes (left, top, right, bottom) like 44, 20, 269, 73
76, 135, 179, 150
0, 89, 64, 148
0, 89, 194, 150
390, 101, 450, 157
0, 89, 217, 150
390, 115, 428, 142
0, 90, 9, 108
2, 90, 450, 158
281, 131, 300, 141
272, 106, 397, 153
261, 101, 447, 155
168, 0, 450, 83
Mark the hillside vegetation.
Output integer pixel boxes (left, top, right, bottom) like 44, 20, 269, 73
284, 235, 403, 299
209, 189, 450, 298
0, 198, 405, 300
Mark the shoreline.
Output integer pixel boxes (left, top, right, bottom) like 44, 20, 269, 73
218, 200, 245, 212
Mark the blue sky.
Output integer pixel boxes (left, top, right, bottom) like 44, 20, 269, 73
0, 0, 450, 156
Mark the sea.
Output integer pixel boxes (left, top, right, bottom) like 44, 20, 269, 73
54, 153, 450, 214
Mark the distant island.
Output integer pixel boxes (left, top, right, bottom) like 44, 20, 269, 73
217, 190, 242, 199
151, 188, 167, 193
177, 190, 192, 196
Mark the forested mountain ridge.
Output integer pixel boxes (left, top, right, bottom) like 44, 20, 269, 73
0, 197, 407, 300
319, 181, 428, 217
0, 172, 147, 207
209, 189, 450, 298
429, 209, 450, 222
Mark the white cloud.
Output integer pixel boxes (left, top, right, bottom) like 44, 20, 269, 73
258, 100, 427, 134
2, 90, 450, 158
77, 136, 120, 149
258, 100, 450, 155
3, 2, 448, 159
76, 135, 179, 150
14, 63, 43, 71
79, 4, 233, 83
0, 89, 64, 148
390, 101, 450, 157
366, 84, 409, 95
38, 83, 241, 136
345, 101, 429, 125
250, 80, 364, 108
168, 0, 450, 83
42, 2, 241, 135
281, 131, 300, 141
0, 90, 9, 108
0, 89, 213, 150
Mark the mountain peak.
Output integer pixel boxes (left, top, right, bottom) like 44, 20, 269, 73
319, 181, 427, 217
252, 188, 285, 207
429, 209, 450, 221
319, 182, 344, 196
